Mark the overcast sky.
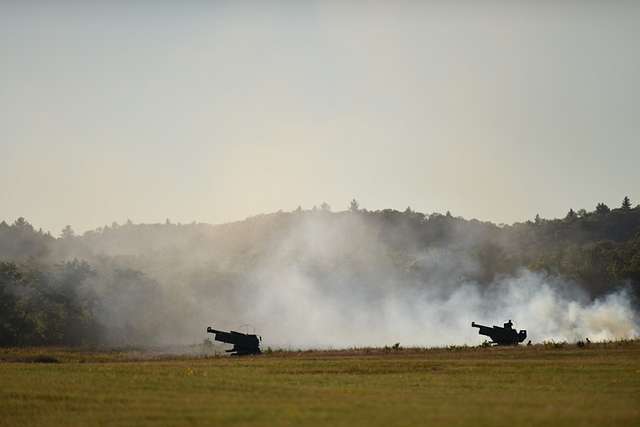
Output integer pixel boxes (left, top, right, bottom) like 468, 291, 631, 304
1, 1, 639, 234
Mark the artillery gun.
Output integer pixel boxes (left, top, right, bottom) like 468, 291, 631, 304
206, 327, 261, 356
471, 320, 527, 346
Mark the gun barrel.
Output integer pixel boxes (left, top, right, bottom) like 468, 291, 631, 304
206, 327, 223, 334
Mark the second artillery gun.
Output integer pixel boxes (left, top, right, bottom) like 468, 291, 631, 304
206, 327, 261, 356
471, 320, 527, 345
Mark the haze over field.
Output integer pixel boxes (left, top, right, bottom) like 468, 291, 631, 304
1, 204, 639, 348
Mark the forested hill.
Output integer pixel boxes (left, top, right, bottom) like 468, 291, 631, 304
1, 197, 639, 347
3, 198, 640, 293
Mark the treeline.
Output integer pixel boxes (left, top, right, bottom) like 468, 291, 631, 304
491, 198, 640, 295
0, 196, 639, 347
0, 257, 174, 347
0, 260, 101, 346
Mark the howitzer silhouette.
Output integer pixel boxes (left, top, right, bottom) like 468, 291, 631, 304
206, 327, 261, 356
471, 320, 527, 345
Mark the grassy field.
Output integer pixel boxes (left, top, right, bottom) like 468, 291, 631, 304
1, 342, 639, 427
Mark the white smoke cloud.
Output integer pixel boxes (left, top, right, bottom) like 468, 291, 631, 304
75, 212, 639, 348
186, 215, 639, 349
239, 267, 638, 349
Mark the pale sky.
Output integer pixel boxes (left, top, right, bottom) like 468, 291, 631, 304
1, 1, 639, 234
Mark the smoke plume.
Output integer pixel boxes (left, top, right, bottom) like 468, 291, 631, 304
89, 213, 638, 348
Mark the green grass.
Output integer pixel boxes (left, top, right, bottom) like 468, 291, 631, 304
1, 342, 639, 427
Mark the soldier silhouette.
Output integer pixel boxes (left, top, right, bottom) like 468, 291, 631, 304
503, 320, 513, 330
